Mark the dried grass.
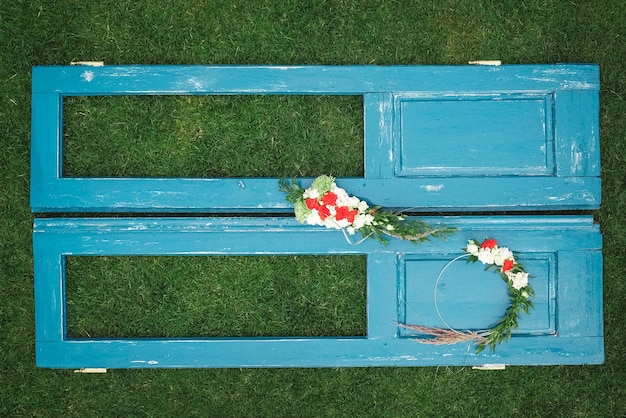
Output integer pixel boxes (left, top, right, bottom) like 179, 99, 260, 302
398, 323, 490, 345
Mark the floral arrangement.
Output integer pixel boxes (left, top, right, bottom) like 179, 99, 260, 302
279, 175, 456, 246
400, 238, 534, 353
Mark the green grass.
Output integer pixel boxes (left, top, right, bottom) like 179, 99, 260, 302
2, 0, 626, 416
66, 255, 367, 338
63, 95, 364, 178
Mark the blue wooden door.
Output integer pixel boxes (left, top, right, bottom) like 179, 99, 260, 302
34, 216, 602, 368
30, 64, 603, 368
31, 64, 599, 212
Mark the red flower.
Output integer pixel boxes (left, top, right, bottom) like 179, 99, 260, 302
321, 192, 338, 206
306, 198, 320, 210
502, 259, 515, 272
481, 238, 497, 250
317, 205, 331, 220
346, 209, 358, 223
334, 206, 359, 223
335, 206, 350, 221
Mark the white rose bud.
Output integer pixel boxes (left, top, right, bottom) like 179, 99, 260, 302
506, 271, 529, 290
477, 249, 495, 265
303, 188, 320, 199
466, 241, 479, 255
492, 247, 514, 266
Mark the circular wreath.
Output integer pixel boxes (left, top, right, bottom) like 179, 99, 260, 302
400, 238, 534, 353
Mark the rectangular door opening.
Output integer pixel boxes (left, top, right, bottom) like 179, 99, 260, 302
63, 95, 364, 178
65, 255, 367, 338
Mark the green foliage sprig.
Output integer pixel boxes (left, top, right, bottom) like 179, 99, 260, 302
280, 176, 456, 246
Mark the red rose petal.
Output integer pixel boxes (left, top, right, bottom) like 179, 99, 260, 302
318, 205, 331, 220
481, 238, 497, 250
335, 206, 350, 221
502, 259, 515, 272
305, 198, 320, 210
346, 209, 358, 223
321, 192, 338, 206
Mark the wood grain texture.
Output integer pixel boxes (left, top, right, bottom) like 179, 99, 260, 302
30, 64, 600, 212
33, 216, 603, 368
31, 65, 599, 95
31, 65, 603, 368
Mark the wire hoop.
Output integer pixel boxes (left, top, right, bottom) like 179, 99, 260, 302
433, 254, 470, 334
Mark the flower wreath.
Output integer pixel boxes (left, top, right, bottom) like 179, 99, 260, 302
279, 175, 456, 246
279, 176, 533, 352
400, 238, 534, 353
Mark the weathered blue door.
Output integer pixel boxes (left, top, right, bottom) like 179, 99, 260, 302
34, 216, 602, 368
31, 64, 599, 212
30, 65, 603, 368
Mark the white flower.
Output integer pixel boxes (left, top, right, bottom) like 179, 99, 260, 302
506, 271, 529, 290
357, 201, 369, 212
353, 213, 374, 229
386, 224, 395, 231
332, 186, 350, 203
492, 247, 514, 266
466, 240, 480, 255
346, 196, 360, 208
323, 219, 339, 230
333, 218, 351, 229
346, 226, 356, 235
477, 248, 495, 265
305, 210, 323, 226
303, 187, 320, 199
352, 214, 367, 229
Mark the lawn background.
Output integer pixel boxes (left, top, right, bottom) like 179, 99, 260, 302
1, 0, 625, 416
